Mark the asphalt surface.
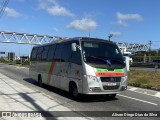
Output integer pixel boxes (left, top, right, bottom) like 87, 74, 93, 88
0, 63, 160, 120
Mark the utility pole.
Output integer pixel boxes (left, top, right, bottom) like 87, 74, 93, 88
148, 40, 152, 62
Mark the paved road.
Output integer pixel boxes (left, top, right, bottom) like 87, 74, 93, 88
0, 63, 160, 120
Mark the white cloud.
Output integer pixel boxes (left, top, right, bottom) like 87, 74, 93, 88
53, 27, 59, 32
114, 12, 143, 27
110, 31, 122, 36
116, 20, 128, 27
117, 12, 143, 21
47, 6, 74, 17
38, 0, 75, 17
5, 7, 22, 18
66, 18, 97, 32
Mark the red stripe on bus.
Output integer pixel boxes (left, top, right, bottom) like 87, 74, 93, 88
48, 61, 55, 84
96, 72, 124, 77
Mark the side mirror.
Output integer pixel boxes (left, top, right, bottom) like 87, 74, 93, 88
71, 43, 77, 51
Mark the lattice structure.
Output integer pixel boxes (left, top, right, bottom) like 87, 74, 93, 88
0, 31, 150, 52
0, 31, 66, 44
115, 42, 150, 52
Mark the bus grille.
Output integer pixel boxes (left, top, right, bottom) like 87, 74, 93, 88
100, 77, 121, 90
101, 77, 121, 82
103, 85, 120, 90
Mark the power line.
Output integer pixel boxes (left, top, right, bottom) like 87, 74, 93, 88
152, 41, 160, 42
150, 41, 160, 48
0, 0, 9, 18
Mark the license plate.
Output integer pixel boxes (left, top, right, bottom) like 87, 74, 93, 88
103, 82, 116, 86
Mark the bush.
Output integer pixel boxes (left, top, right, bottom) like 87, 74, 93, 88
156, 84, 160, 90
135, 78, 149, 84
140, 84, 153, 89
15, 60, 21, 64
128, 82, 141, 87
128, 77, 150, 87
0, 58, 9, 63
140, 84, 148, 88
22, 60, 29, 66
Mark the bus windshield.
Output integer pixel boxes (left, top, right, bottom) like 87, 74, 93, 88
81, 41, 125, 66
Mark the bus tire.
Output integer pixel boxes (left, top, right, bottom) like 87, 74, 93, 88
38, 75, 43, 87
69, 83, 79, 100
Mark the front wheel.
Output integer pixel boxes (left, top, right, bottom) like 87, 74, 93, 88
70, 85, 80, 100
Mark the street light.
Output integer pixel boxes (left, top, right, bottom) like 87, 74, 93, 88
108, 34, 113, 41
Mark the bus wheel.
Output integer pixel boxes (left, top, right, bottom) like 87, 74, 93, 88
38, 75, 43, 87
69, 84, 79, 100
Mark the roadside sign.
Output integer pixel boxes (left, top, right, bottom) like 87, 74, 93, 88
0, 52, 5, 54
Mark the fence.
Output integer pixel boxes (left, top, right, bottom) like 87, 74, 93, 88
132, 56, 160, 63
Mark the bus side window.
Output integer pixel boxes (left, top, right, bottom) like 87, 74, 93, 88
37, 47, 43, 61
47, 45, 56, 61
54, 44, 63, 62
42, 46, 49, 61
61, 43, 72, 62
30, 47, 38, 61
69, 41, 82, 65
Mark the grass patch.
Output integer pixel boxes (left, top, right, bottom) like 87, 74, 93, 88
128, 70, 160, 90
0, 58, 30, 67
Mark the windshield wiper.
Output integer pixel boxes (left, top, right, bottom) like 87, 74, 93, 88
85, 55, 111, 66
86, 56, 125, 66
106, 58, 125, 66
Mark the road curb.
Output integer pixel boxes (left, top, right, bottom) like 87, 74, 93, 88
128, 86, 160, 98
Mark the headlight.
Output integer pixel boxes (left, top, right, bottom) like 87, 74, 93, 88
123, 76, 128, 80
121, 76, 128, 83
87, 75, 99, 82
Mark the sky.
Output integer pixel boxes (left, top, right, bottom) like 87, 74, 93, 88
0, 0, 160, 56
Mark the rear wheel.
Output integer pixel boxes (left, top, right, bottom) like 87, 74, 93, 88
38, 75, 43, 87
72, 87, 78, 97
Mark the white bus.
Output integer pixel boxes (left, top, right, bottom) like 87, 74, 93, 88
29, 37, 128, 99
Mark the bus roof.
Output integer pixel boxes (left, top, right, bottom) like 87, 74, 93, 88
33, 37, 114, 48
71, 37, 114, 43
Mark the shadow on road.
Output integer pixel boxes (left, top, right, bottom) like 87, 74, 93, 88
23, 78, 118, 103
1, 77, 56, 120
